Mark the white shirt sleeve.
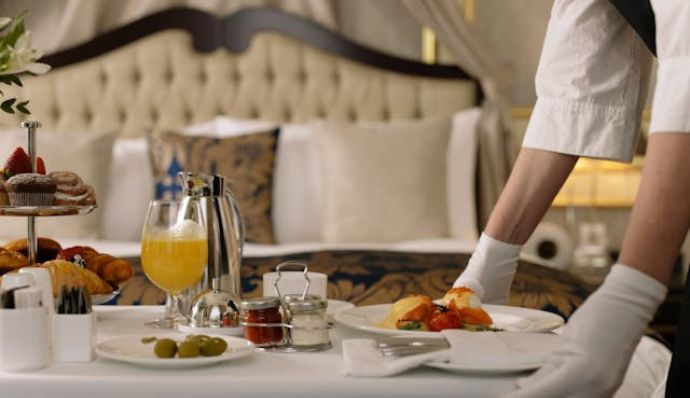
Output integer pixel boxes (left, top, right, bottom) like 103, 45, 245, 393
649, 0, 690, 134
523, 0, 653, 162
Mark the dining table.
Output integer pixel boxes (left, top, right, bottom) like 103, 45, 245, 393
0, 305, 522, 398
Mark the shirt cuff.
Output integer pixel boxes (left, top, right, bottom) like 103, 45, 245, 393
522, 97, 639, 162
650, 57, 690, 134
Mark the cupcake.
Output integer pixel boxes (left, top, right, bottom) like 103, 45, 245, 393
4, 173, 57, 206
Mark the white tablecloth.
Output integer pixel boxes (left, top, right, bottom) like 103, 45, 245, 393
0, 306, 519, 398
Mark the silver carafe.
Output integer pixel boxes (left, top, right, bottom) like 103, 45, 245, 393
177, 172, 244, 327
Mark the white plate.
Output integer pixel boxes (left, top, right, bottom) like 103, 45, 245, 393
334, 304, 564, 337
424, 360, 542, 374
96, 333, 254, 368
176, 322, 244, 336
328, 299, 355, 315
91, 289, 120, 305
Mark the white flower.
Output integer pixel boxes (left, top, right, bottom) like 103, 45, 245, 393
0, 17, 11, 31
0, 31, 50, 76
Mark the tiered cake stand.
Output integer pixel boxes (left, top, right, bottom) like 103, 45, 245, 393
0, 121, 95, 264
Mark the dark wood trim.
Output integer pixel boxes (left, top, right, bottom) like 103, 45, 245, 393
41, 7, 476, 82
41, 8, 222, 68
224, 7, 471, 79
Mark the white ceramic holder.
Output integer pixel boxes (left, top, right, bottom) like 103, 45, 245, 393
0, 307, 50, 371
53, 312, 96, 363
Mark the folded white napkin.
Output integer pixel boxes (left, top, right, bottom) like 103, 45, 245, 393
342, 330, 562, 377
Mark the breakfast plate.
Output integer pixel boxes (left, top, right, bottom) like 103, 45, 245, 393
176, 322, 244, 336
95, 333, 254, 368
424, 360, 542, 374
91, 289, 120, 305
327, 299, 355, 315
423, 331, 563, 374
334, 304, 564, 337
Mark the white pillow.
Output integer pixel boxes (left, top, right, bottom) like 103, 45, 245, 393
271, 109, 482, 244
315, 117, 451, 243
448, 108, 481, 241
183, 116, 276, 137
101, 138, 154, 241
272, 123, 324, 243
0, 130, 115, 240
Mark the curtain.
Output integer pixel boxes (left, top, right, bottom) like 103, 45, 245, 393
403, 0, 514, 229
1, 0, 336, 54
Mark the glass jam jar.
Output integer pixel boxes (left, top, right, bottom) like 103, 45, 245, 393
286, 298, 330, 350
240, 297, 284, 347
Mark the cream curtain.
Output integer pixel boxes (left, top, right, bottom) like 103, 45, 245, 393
403, 0, 514, 228
1, 0, 336, 54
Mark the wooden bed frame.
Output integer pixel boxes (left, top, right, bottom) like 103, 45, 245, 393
42, 7, 479, 85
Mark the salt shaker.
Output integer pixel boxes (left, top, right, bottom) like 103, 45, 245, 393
286, 298, 330, 351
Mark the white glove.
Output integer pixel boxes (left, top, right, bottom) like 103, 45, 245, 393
504, 264, 668, 398
454, 233, 521, 304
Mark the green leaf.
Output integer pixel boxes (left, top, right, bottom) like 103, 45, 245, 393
0, 12, 26, 48
399, 321, 422, 330
7, 75, 21, 86
16, 100, 29, 114
0, 75, 21, 86
1, 97, 16, 114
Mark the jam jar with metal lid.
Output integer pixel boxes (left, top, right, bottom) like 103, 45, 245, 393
240, 297, 284, 347
286, 298, 330, 350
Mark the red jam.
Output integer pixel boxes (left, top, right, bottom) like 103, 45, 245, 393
241, 297, 284, 347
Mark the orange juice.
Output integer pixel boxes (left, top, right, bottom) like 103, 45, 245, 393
141, 236, 208, 294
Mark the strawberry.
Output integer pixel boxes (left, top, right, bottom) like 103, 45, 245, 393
36, 156, 46, 174
57, 246, 85, 261
3, 147, 32, 176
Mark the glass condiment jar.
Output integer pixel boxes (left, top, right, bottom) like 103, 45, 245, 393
240, 297, 284, 347
286, 298, 330, 350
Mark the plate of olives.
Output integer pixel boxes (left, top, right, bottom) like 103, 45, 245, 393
95, 333, 254, 368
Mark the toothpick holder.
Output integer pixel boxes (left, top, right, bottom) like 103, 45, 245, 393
53, 312, 95, 363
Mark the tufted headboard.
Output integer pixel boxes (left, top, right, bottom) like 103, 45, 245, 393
0, 7, 479, 137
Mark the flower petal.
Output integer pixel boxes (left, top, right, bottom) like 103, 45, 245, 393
25, 62, 50, 75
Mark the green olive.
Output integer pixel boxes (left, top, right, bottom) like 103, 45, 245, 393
177, 340, 200, 358
200, 337, 228, 357
186, 335, 210, 346
153, 339, 177, 358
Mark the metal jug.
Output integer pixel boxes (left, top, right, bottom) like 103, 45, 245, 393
177, 172, 244, 325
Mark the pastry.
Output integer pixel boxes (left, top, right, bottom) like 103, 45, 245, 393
378, 288, 494, 332
42, 259, 113, 296
4, 173, 57, 206
54, 185, 97, 206
377, 294, 434, 331
0, 177, 8, 206
58, 246, 134, 285
48, 171, 97, 206
3, 237, 62, 263
0, 247, 29, 274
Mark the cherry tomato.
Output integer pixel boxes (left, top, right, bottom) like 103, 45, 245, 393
429, 310, 463, 332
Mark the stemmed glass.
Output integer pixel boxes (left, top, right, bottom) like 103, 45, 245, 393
141, 200, 207, 328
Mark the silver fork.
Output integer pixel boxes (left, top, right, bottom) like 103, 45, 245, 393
375, 337, 450, 357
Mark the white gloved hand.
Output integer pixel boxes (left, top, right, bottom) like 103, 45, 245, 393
504, 264, 668, 398
454, 233, 521, 304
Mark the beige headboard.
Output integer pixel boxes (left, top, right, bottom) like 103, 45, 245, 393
0, 8, 478, 137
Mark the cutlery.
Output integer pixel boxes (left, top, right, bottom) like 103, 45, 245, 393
375, 337, 450, 357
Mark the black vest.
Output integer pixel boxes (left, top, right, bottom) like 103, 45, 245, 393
608, 0, 656, 55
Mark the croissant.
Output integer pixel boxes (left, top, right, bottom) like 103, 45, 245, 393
42, 260, 113, 296
80, 247, 134, 285
0, 247, 29, 274
3, 237, 61, 263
